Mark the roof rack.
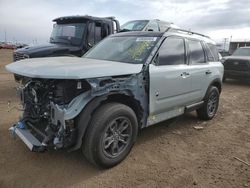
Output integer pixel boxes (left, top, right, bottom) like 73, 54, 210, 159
53, 15, 117, 22
167, 28, 210, 39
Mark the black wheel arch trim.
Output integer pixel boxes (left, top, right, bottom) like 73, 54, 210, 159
208, 78, 222, 94
200, 78, 222, 104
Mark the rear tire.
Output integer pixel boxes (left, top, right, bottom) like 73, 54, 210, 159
197, 86, 220, 120
82, 103, 138, 168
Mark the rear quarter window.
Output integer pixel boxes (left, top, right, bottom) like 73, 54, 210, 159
188, 40, 205, 64
207, 43, 219, 61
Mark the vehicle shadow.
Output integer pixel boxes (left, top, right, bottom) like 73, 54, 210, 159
54, 113, 199, 187
136, 112, 198, 146
1, 112, 200, 188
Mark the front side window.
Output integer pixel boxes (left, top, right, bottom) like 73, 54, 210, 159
158, 37, 185, 65
84, 36, 159, 64
188, 40, 205, 64
50, 23, 85, 46
87, 22, 104, 47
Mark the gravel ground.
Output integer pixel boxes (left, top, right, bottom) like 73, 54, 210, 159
0, 49, 249, 188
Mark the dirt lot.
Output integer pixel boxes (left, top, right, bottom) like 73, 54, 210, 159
0, 49, 249, 188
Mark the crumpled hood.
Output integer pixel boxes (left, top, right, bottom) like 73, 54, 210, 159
5, 57, 143, 79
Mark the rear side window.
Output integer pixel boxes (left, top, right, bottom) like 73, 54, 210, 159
207, 43, 219, 61
204, 43, 215, 61
158, 37, 185, 65
188, 40, 205, 64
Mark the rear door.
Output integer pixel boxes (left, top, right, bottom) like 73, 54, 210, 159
149, 37, 193, 118
187, 39, 213, 101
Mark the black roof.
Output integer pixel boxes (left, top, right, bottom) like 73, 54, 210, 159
53, 15, 116, 22
111, 31, 164, 37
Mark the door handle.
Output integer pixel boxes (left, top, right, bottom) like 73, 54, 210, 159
205, 70, 212, 75
181, 72, 190, 78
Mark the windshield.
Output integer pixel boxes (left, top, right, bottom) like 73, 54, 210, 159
233, 48, 250, 56
50, 23, 85, 46
84, 36, 159, 64
120, 20, 149, 31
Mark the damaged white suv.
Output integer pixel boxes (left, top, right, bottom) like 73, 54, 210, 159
6, 29, 223, 168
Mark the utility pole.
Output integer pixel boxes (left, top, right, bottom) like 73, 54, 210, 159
223, 38, 228, 52
229, 36, 232, 54
4, 29, 7, 43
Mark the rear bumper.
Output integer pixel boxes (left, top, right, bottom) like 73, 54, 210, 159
224, 70, 250, 79
9, 126, 46, 152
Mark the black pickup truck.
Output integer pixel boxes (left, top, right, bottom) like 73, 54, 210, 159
222, 47, 250, 81
13, 15, 120, 61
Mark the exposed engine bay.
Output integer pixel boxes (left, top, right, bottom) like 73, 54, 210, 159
17, 77, 91, 151
12, 73, 147, 152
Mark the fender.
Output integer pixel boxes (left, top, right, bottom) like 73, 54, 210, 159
69, 94, 108, 151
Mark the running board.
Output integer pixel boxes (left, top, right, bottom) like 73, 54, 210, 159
9, 126, 46, 152
185, 101, 204, 112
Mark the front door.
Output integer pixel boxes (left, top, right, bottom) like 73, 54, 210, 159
149, 37, 193, 124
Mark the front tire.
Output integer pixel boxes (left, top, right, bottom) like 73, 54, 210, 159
82, 103, 138, 168
197, 86, 220, 120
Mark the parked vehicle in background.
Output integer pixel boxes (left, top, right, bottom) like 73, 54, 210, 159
221, 47, 250, 81
0, 43, 16, 50
13, 15, 120, 61
120, 19, 179, 32
0, 42, 27, 50
6, 28, 223, 168
15, 43, 28, 49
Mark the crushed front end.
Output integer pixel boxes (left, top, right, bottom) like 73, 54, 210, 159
10, 77, 91, 152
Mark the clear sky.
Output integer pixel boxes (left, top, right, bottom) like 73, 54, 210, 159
0, 0, 250, 44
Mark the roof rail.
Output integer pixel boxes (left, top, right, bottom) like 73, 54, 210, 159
167, 28, 210, 39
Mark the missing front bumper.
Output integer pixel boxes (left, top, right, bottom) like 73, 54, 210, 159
9, 126, 46, 152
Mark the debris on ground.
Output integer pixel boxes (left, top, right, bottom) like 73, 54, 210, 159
233, 156, 250, 166
193, 126, 204, 130
172, 130, 182, 135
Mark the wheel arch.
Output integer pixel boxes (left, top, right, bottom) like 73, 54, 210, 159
209, 78, 222, 94
103, 94, 144, 126
69, 92, 143, 151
